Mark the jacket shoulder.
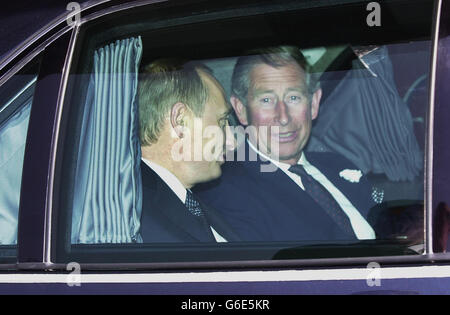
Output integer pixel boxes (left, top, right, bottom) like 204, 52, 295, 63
305, 151, 360, 171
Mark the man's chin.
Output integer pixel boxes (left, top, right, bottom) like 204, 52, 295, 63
196, 166, 222, 185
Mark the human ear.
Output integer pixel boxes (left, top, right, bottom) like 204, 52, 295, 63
230, 96, 249, 126
170, 102, 188, 138
310, 88, 322, 120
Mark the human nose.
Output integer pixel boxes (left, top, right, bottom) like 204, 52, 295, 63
276, 100, 290, 126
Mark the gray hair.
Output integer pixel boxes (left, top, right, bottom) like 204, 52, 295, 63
138, 59, 213, 146
231, 46, 318, 106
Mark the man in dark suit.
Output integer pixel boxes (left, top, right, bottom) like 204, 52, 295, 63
195, 46, 376, 242
137, 59, 239, 242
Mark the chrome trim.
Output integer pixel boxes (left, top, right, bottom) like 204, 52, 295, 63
0, 77, 37, 115
0, 0, 109, 72
78, 0, 167, 24
43, 23, 81, 265
425, 0, 442, 255
9, 264, 450, 283
15, 253, 445, 272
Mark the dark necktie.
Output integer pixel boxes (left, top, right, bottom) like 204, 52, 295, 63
185, 190, 216, 240
185, 190, 204, 217
288, 164, 356, 238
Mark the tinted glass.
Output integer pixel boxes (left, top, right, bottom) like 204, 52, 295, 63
55, 0, 433, 264
0, 58, 40, 261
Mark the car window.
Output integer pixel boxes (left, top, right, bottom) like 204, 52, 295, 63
54, 0, 433, 265
0, 57, 41, 261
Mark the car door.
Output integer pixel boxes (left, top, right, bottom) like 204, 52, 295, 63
1, 0, 449, 297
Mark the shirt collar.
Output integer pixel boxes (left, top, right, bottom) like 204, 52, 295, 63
141, 158, 187, 203
246, 139, 308, 170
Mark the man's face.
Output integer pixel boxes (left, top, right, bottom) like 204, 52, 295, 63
186, 71, 234, 184
235, 62, 321, 165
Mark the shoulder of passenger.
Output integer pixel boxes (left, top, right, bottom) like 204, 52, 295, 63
305, 151, 356, 168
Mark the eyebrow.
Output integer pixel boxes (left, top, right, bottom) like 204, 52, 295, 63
286, 86, 307, 93
251, 86, 307, 98
251, 88, 275, 96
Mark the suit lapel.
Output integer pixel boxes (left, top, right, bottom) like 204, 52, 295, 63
304, 152, 364, 209
243, 143, 358, 213
240, 142, 314, 206
247, 160, 315, 206
141, 162, 215, 242
241, 143, 351, 228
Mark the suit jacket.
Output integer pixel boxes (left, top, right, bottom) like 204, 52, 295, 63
139, 161, 240, 242
195, 143, 375, 242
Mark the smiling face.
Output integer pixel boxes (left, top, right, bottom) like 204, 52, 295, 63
233, 61, 321, 165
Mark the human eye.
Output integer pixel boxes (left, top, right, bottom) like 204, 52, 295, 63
258, 95, 276, 106
285, 93, 303, 105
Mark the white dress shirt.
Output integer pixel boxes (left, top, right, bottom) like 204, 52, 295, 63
141, 158, 227, 242
247, 141, 375, 240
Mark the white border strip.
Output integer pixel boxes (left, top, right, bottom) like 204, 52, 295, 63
1, 266, 450, 283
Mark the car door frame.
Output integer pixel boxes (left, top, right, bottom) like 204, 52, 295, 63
2, 0, 450, 294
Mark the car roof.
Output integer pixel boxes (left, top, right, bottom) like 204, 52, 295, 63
0, 0, 98, 66
0, 1, 70, 60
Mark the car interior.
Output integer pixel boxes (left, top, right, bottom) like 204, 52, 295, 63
0, 0, 434, 263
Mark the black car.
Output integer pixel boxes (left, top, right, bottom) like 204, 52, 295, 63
0, 0, 449, 296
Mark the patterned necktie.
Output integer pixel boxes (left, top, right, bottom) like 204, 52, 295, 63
288, 164, 356, 238
185, 190, 204, 217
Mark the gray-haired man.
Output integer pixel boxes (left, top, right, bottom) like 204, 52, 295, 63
196, 46, 376, 242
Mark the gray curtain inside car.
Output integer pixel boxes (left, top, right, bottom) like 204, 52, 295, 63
307, 46, 423, 181
71, 37, 143, 243
0, 92, 34, 245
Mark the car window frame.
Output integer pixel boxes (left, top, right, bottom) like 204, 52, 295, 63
2, 29, 75, 270
9, 0, 447, 272
0, 24, 77, 269
430, 0, 450, 257
0, 57, 41, 264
